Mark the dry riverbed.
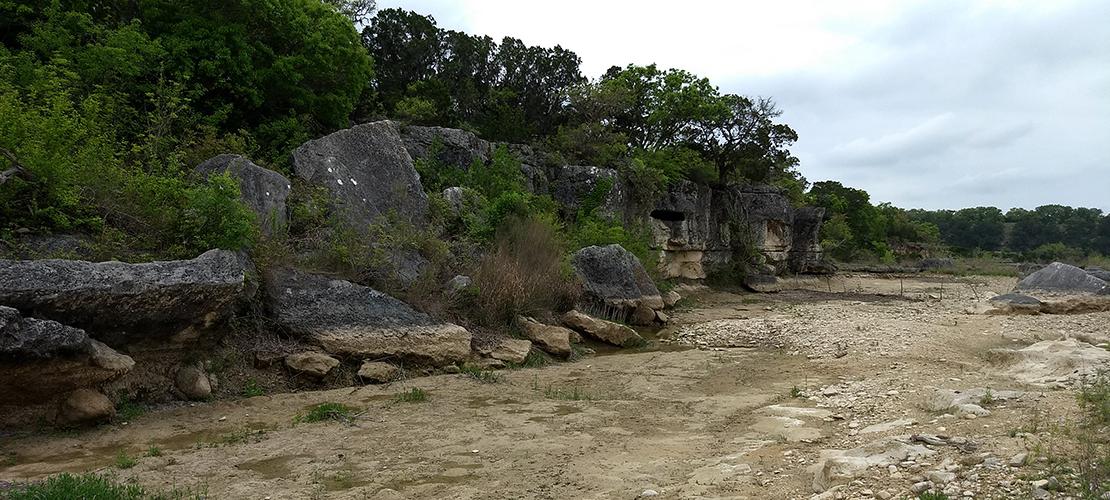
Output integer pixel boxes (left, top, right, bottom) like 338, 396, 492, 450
2, 274, 1107, 499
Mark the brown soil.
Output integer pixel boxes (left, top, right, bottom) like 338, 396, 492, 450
0, 274, 1097, 499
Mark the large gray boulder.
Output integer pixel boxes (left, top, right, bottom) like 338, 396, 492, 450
265, 269, 471, 366
401, 125, 492, 169
1016, 262, 1109, 295
196, 154, 291, 236
1087, 267, 1110, 283
292, 120, 428, 229
570, 245, 664, 323
0, 250, 251, 341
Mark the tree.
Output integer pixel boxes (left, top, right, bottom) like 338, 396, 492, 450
322, 0, 376, 26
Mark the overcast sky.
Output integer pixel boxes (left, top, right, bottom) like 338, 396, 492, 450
377, 0, 1110, 211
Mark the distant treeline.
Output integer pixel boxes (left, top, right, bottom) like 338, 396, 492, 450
807, 181, 1110, 263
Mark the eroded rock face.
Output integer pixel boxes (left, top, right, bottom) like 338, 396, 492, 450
0, 307, 134, 405
265, 269, 471, 366
196, 154, 291, 236
1016, 262, 1109, 295
293, 120, 428, 229
647, 183, 827, 280
552, 166, 628, 218
0, 249, 250, 342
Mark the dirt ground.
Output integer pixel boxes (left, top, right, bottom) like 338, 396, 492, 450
1, 274, 1104, 499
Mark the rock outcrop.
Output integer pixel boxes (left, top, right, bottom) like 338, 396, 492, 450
196, 154, 291, 236
0, 307, 134, 405
570, 244, 664, 324
647, 182, 827, 281
1015, 262, 1109, 295
0, 249, 251, 343
265, 269, 471, 366
292, 120, 428, 229
401, 125, 492, 169
552, 166, 628, 218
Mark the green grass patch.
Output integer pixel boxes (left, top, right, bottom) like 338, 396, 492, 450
458, 364, 501, 383
113, 451, 137, 470
393, 388, 428, 403
918, 492, 950, 500
114, 396, 146, 422
541, 384, 593, 401
145, 446, 162, 458
1, 472, 205, 499
295, 403, 358, 424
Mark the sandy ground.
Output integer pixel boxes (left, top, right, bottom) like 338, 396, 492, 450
1, 274, 1103, 499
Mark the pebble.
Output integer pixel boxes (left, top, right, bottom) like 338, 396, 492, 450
640, 490, 659, 497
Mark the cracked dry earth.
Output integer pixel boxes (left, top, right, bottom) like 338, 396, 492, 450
2, 275, 1107, 499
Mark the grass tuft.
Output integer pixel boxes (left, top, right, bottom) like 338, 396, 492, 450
295, 403, 358, 424
114, 451, 137, 470
393, 388, 427, 403
242, 379, 265, 398
458, 364, 501, 383
2, 472, 205, 499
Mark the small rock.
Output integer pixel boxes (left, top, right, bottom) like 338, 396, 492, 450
911, 481, 933, 494
358, 361, 400, 383
1008, 452, 1028, 467
640, 490, 659, 498
927, 471, 956, 485
285, 352, 340, 378
56, 389, 115, 425
174, 365, 212, 400
443, 365, 461, 374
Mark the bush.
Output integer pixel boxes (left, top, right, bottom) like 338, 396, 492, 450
470, 218, 580, 326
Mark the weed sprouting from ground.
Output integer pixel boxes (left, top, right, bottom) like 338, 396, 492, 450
296, 403, 359, 423
115, 396, 145, 422
980, 388, 994, 406
918, 492, 950, 500
541, 383, 593, 401
459, 364, 501, 383
393, 388, 427, 403
242, 379, 265, 398
145, 446, 163, 457
113, 451, 137, 469
790, 385, 803, 398
513, 350, 550, 369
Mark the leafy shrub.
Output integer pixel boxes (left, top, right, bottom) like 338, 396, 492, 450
471, 218, 580, 326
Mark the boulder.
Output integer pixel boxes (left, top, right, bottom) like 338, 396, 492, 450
442, 187, 465, 214
446, 275, 472, 292
0, 307, 134, 404
401, 125, 492, 169
985, 293, 1044, 314
1015, 262, 1109, 295
357, 361, 400, 383
174, 365, 212, 400
570, 244, 663, 319
196, 154, 291, 236
663, 290, 681, 308
55, 388, 115, 426
284, 352, 340, 378
517, 317, 573, 358
489, 338, 532, 364
265, 269, 471, 366
630, 303, 658, 326
0, 249, 250, 342
292, 120, 428, 229
1087, 267, 1110, 282
0, 305, 89, 358
561, 310, 644, 347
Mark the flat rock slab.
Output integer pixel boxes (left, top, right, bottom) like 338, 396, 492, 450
292, 120, 428, 229
0, 249, 249, 339
810, 438, 935, 492
994, 339, 1110, 387
561, 310, 643, 347
265, 269, 470, 366
1016, 262, 1109, 295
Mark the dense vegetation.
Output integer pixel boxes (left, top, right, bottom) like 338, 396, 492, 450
2, 1, 1105, 271
809, 180, 1110, 265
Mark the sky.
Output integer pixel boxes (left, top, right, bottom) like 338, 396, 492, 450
376, 0, 1110, 211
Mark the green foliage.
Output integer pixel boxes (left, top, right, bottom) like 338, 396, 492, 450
242, 379, 265, 398
145, 446, 163, 458
1, 472, 204, 500
296, 403, 358, 423
114, 396, 146, 422
113, 451, 137, 470
393, 387, 427, 403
